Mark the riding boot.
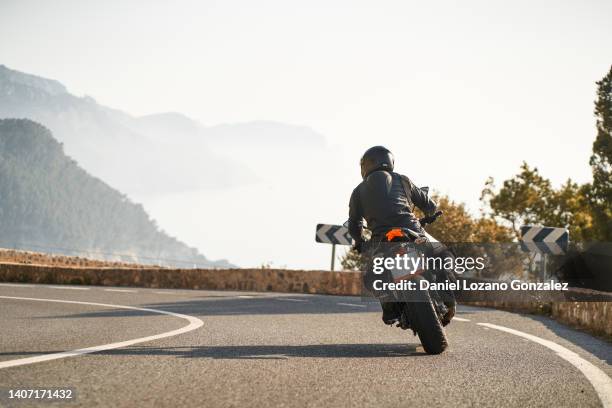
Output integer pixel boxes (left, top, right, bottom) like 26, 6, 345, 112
381, 300, 401, 325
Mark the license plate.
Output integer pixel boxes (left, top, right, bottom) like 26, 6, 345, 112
389, 246, 422, 282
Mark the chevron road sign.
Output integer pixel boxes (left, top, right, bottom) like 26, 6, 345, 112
315, 224, 353, 246
520, 225, 569, 255
315, 224, 353, 271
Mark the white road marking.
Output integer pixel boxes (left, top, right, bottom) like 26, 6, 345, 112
104, 289, 137, 293
0, 295, 204, 370
47, 286, 90, 291
275, 298, 307, 302
238, 295, 255, 298
478, 322, 612, 408
153, 291, 178, 295
0, 283, 34, 288
337, 302, 367, 308
453, 317, 470, 322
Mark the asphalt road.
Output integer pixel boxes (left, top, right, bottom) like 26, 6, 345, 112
0, 283, 611, 408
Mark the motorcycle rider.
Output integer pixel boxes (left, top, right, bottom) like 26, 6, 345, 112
348, 146, 454, 325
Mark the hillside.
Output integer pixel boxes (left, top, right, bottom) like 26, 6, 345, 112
0, 248, 163, 269
0, 64, 326, 196
0, 118, 230, 268
0, 64, 333, 268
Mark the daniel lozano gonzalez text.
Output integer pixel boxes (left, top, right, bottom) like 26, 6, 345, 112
370, 253, 569, 292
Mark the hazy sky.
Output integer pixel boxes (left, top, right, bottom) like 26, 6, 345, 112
1, 0, 611, 268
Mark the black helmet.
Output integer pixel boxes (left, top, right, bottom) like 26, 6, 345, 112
360, 146, 394, 179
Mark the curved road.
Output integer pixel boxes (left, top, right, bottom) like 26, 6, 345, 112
0, 283, 610, 407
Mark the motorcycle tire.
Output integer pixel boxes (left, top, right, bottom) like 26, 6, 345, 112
403, 283, 448, 354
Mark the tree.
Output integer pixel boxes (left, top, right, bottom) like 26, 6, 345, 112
340, 247, 366, 271
481, 66, 612, 242
480, 165, 595, 242
589, 65, 612, 240
480, 164, 555, 237
419, 194, 513, 243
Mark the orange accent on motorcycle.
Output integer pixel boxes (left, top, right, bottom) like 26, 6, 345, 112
386, 229, 404, 241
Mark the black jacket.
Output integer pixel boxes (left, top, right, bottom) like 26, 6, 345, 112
348, 170, 437, 245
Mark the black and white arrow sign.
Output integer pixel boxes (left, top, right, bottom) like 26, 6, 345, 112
520, 225, 569, 255
316, 224, 353, 246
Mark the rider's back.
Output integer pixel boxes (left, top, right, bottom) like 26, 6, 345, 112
349, 170, 435, 240
358, 170, 415, 235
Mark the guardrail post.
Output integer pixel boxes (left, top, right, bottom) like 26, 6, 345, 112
540, 253, 547, 281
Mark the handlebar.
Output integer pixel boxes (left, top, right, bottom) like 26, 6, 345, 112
419, 210, 443, 226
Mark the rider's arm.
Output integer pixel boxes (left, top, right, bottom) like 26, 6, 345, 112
348, 187, 365, 250
401, 175, 437, 215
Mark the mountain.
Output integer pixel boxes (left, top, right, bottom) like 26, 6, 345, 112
0, 65, 326, 196
0, 118, 231, 268
0, 64, 332, 268
206, 120, 326, 149
0, 65, 249, 195
0, 64, 66, 95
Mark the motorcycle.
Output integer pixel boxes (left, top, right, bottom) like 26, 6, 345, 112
354, 206, 456, 355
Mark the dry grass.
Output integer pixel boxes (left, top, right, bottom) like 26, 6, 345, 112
0, 248, 158, 269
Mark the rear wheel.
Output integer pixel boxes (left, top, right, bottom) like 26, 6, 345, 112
403, 284, 448, 354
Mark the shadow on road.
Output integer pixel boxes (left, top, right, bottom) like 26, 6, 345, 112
35, 296, 382, 320
94, 343, 423, 359
0, 343, 423, 359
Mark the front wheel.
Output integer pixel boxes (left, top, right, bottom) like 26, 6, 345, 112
403, 285, 448, 354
